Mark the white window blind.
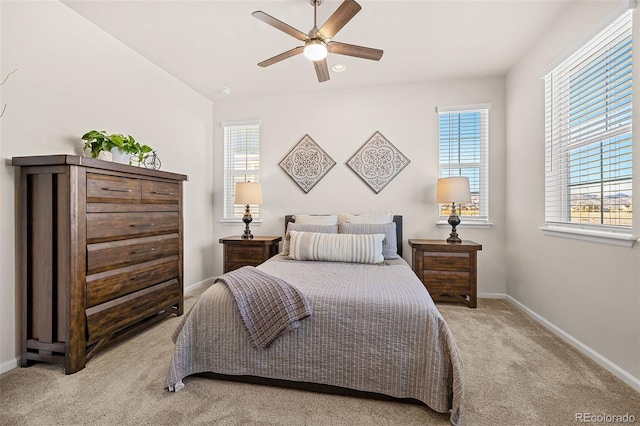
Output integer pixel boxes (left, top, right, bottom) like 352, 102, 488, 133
438, 104, 490, 222
222, 121, 260, 221
544, 10, 632, 233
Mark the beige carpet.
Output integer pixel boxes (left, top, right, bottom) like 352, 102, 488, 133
1, 288, 638, 426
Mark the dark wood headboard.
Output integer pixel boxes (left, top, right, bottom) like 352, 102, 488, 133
284, 215, 403, 257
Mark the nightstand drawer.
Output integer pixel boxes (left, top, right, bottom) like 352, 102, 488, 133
423, 271, 470, 290
219, 236, 283, 273
225, 245, 266, 263
423, 252, 470, 271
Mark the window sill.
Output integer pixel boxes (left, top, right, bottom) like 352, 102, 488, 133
540, 225, 637, 248
436, 221, 493, 229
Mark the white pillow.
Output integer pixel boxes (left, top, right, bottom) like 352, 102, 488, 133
293, 214, 338, 225
337, 211, 394, 224
288, 231, 385, 264
281, 223, 338, 256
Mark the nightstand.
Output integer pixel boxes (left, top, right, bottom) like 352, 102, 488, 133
219, 236, 282, 273
408, 239, 482, 308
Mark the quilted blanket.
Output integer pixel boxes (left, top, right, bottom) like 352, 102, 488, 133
214, 266, 311, 349
167, 256, 464, 425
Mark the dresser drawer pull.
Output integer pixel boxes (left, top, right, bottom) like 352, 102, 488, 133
129, 223, 155, 227
130, 272, 155, 281
102, 187, 133, 193
131, 248, 156, 254
150, 190, 174, 195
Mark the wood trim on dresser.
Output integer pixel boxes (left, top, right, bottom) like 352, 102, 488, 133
13, 155, 188, 374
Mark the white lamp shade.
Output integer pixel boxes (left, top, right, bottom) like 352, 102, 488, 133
436, 177, 471, 203
235, 182, 263, 205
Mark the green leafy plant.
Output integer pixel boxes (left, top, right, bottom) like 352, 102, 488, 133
121, 136, 153, 165
81, 130, 152, 165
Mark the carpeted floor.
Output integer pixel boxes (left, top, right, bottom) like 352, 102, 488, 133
1, 287, 638, 426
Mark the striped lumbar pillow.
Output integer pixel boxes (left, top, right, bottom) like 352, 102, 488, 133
288, 231, 385, 264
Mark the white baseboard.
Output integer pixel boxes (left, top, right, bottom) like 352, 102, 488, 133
0, 357, 19, 375
185, 277, 214, 294
478, 292, 507, 299
506, 295, 640, 393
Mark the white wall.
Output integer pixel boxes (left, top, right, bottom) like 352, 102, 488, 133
505, 0, 640, 388
212, 77, 507, 294
0, 1, 214, 373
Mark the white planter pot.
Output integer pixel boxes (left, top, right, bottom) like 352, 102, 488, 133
83, 149, 113, 162
111, 148, 131, 164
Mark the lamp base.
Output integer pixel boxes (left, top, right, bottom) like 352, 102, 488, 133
241, 204, 254, 239
446, 234, 462, 244
446, 203, 462, 244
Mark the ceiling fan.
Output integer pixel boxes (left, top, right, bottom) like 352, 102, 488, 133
252, 0, 383, 83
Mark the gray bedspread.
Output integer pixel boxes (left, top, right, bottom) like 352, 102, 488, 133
215, 266, 312, 349
167, 255, 464, 425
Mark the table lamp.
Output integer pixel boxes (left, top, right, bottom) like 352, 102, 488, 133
436, 177, 471, 243
235, 182, 263, 239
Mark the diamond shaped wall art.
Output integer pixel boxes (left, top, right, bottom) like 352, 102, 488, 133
347, 131, 411, 193
279, 134, 336, 193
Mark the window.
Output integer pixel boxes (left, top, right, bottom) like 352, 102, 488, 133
544, 11, 632, 238
438, 104, 490, 223
222, 120, 260, 221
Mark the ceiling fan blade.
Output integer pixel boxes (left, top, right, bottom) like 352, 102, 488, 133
328, 41, 383, 61
314, 59, 330, 82
258, 46, 304, 67
318, 0, 361, 39
252, 11, 309, 42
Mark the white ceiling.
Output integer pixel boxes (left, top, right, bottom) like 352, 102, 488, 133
61, 0, 576, 102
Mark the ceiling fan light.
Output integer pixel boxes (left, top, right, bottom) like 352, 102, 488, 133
304, 39, 328, 61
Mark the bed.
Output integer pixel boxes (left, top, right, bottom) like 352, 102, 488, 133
166, 215, 463, 425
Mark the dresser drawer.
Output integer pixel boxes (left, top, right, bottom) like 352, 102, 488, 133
86, 212, 179, 242
87, 234, 179, 274
86, 279, 181, 342
87, 173, 141, 203
86, 256, 179, 307
142, 180, 180, 204
423, 252, 470, 271
422, 271, 470, 290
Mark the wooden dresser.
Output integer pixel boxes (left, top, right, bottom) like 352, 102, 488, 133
408, 239, 482, 308
219, 236, 282, 273
12, 155, 188, 374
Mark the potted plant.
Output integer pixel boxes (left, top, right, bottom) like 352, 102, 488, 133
81, 130, 152, 165
120, 136, 153, 166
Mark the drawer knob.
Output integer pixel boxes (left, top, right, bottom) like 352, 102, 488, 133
151, 190, 173, 195
102, 187, 133, 193
129, 223, 155, 227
